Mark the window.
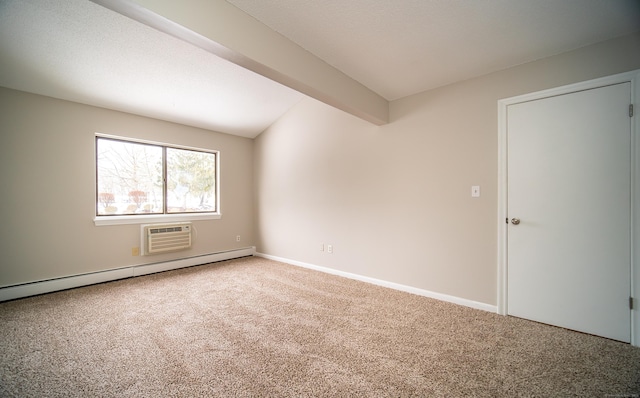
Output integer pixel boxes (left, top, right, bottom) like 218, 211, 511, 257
96, 135, 218, 218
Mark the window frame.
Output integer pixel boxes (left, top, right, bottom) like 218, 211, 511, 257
93, 133, 220, 226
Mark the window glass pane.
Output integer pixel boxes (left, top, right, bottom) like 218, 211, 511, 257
96, 138, 163, 215
166, 148, 216, 213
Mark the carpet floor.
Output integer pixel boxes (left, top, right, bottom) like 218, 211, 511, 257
1, 256, 639, 397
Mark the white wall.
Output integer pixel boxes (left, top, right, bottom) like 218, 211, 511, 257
253, 33, 640, 306
0, 88, 254, 287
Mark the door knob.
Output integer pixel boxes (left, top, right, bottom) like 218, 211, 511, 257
511, 218, 521, 225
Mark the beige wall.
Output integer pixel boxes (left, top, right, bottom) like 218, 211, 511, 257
2, 32, 639, 303
0, 88, 254, 287
254, 33, 640, 306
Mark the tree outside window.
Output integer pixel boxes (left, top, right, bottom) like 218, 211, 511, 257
96, 136, 217, 216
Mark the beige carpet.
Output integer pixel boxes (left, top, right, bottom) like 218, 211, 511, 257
1, 256, 638, 397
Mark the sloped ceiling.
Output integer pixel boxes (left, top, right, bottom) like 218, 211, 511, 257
0, 0, 304, 138
1, 0, 639, 138
228, 0, 640, 100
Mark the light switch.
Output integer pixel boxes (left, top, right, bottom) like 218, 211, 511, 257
471, 185, 480, 197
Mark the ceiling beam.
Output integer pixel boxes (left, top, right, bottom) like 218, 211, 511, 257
90, 0, 389, 125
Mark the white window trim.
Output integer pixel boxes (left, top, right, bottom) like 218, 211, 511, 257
94, 133, 221, 226
94, 212, 221, 226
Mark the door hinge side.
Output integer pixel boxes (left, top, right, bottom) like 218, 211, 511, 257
630, 104, 634, 118
506, 217, 509, 224
631, 297, 635, 310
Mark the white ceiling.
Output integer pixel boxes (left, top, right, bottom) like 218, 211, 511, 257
0, 0, 304, 138
228, 0, 640, 101
1, 1, 639, 138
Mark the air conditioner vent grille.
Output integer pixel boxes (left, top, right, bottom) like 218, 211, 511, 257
150, 226, 184, 234
142, 223, 192, 255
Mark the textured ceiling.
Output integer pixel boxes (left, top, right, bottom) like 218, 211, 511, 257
1, 1, 639, 138
0, 0, 304, 138
228, 0, 640, 100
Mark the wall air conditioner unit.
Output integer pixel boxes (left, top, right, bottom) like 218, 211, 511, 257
141, 222, 192, 255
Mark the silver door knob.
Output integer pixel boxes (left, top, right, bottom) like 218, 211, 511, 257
511, 218, 521, 225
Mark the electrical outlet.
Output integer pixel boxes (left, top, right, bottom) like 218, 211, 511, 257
327, 245, 333, 254
320, 243, 325, 252
236, 235, 241, 242
132, 247, 140, 256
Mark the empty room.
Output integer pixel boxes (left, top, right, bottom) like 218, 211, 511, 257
1, 0, 640, 396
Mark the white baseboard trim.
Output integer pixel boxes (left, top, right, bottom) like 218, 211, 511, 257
256, 252, 497, 313
0, 247, 255, 302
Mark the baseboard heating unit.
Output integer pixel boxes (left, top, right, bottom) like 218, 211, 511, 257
0, 247, 256, 302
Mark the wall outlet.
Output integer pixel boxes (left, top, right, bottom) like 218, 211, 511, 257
327, 244, 333, 254
320, 243, 325, 252
236, 235, 241, 242
132, 247, 140, 256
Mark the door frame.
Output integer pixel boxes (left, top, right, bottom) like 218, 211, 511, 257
497, 69, 640, 346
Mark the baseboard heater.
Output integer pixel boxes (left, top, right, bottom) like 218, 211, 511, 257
141, 222, 192, 255
0, 247, 256, 302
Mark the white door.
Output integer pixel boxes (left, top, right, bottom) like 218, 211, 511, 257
507, 82, 632, 342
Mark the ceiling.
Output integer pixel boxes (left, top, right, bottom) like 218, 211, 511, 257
0, 0, 304, 138
229, 0, 640, 101
1, 0, 639, 138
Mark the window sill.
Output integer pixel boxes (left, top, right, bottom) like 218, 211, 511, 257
94, 213, 221, 226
